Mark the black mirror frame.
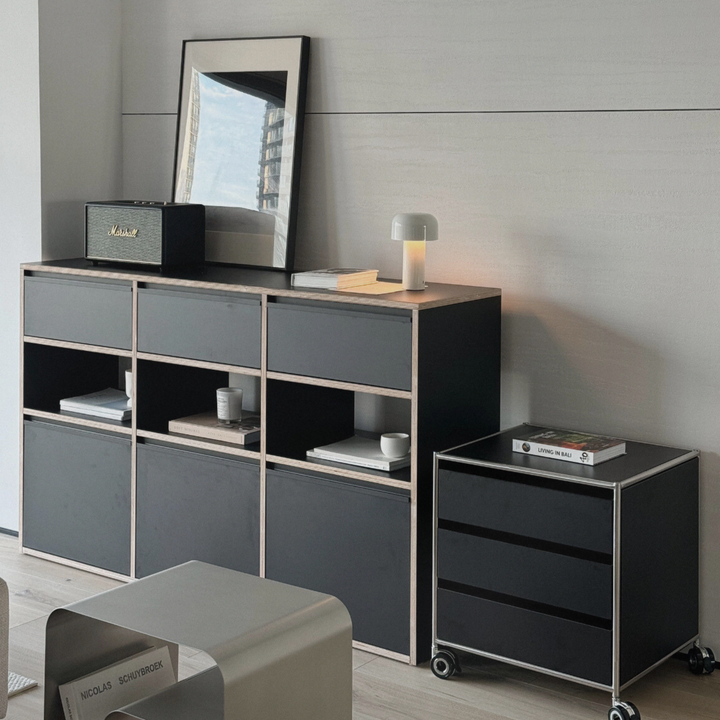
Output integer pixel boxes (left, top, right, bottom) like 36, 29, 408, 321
172, 36, 310, 272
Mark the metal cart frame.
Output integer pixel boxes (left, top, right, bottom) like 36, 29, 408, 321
431, 427, 713, 720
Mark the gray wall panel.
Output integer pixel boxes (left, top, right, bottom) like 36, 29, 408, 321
121, 0, 720, 114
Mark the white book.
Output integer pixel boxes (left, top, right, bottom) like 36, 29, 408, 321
307, 435, 410, 472
58, 646, 175, 720
291, 268, 378, 290
60, 388, 131, 422
512, 429, 626, 466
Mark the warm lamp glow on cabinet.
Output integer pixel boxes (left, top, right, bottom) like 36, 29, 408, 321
391, 213, 438, 291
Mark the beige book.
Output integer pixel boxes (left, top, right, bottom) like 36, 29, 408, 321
168, 410, 261, 445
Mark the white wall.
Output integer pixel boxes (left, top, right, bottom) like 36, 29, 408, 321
38, 0, 123, 259
0, 0, 123, 531
0, 0, 41, 531
121, 0, 720, 647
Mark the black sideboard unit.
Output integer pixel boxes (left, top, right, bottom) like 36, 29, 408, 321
432, 424, 709, 719
19, 258, 501, 664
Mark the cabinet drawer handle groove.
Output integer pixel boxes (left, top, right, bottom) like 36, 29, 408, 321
437, 579, 611, 630
438, 519, 612, 564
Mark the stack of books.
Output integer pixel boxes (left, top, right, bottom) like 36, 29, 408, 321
60, 388, 131, 422
291, 268, 378, 290
307, 435, 410, 472
168, 410, 261, 446
512, 428, 626, 466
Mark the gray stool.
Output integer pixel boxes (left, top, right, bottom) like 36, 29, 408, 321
44, 562, 352, 720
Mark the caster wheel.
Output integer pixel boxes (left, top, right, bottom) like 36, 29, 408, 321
704, 647, 715, 675
608, 701, 640, 720
431, 650, 458, 679
689, 645, 715, 675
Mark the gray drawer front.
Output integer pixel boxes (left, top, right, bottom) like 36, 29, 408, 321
136, 442, 260, 578
266, 467, 411, 654
438, 467, 612, 555
437, 529, 612, 619
138, 287, 261, 367
437, 588, 612, 685
22, 420, 131, 575
24, 275, 132, 349
267, 301, 412, 390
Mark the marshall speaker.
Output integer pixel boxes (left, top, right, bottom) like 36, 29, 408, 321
85, 201, 205, 267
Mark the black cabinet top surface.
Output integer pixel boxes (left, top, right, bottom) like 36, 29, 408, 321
22, 258, 500, 310
438, 424, 697, 487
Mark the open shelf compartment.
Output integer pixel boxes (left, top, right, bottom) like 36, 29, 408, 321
23, 342, 132, 431
136, 359, 261, 456
266, 378, 412, 484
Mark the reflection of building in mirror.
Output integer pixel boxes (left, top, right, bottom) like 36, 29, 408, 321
177, 69, 201, 204
258, 103, 285, 211
177, 70, 288, 215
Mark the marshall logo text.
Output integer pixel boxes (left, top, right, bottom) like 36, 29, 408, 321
108, 224, 139, 238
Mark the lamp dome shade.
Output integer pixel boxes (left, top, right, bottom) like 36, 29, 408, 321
391, 213, 438, 242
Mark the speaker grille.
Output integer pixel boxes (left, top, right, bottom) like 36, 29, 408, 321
86, 206, 163, 264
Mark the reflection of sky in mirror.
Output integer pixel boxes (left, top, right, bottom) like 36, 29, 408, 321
190, 73, 266, 209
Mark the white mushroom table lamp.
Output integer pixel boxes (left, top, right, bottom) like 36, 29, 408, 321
391, 213, 438, 291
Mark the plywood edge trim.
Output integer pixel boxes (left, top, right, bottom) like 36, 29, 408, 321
266, 371, 412, 399
136, 352, 262, 376
266, 455, 412, 490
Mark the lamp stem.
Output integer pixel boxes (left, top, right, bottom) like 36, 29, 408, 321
402, 240, 426, 290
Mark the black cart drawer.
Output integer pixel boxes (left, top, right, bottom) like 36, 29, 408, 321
138, 287, 261, 367
24, 275, 132, 349
266, 467, 411, 655
23, 420, 131, 575
136, 442, 260, 578
267, 300, 412, 390
437, 528, 612, 620
438, 466, 613, 555
437, 588, 612, 685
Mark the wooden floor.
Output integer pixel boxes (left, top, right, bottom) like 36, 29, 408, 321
1, 534, 718, 720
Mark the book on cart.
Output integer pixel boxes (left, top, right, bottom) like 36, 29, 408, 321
307, 435, 410, 472
512, 428, 626, 466
58, 645, 176, 720
291, 268, 379, 290
59, 388, 131, 422
168, 410, 261, 445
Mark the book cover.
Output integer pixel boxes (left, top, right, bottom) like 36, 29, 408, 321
307, 435, 410, 472
58, 646, 175, 720
59, 388, 131, 421
291, 268, 378, 290
512, 429, 626, 466
168, 410, 261, 446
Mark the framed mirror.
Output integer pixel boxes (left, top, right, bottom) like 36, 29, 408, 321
173, 36, 310, 270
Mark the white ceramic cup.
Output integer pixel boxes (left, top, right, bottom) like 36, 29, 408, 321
380, 432, 410, 458
216, 387, 243, 424
125, 370, 132, 399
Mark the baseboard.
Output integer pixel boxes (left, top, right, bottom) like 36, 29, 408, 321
0, 527, 19, 537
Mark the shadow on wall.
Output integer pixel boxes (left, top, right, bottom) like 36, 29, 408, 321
43, 200, 86, 260
501, 298, 665, 441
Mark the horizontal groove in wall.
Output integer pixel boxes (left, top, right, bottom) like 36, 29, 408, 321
122, 108, 720, 118
438, 579, 612, 630
309, 108, 720, 115
438, 519, 612, 565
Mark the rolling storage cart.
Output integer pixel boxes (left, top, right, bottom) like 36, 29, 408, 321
431, 425, 714, 720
